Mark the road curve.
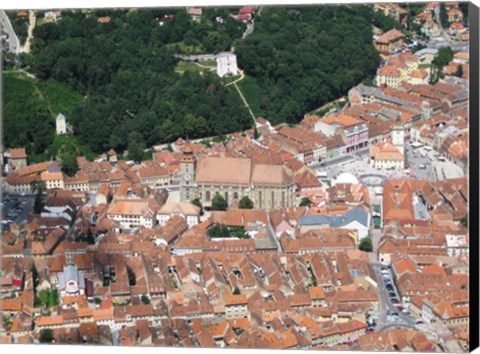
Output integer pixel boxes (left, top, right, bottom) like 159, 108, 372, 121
0, 10, 21, 54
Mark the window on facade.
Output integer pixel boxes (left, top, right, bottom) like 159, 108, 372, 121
233, 192, 238, 199
206, 191, 211, 202
259, 191, 262, 208
225, 192, 228, 203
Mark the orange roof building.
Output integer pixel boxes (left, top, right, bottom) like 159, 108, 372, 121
370, 139, 404, 170
375, 29, 405, 51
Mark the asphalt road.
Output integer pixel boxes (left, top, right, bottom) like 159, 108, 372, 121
404, 144, 435, 181
0, 10, 21, 54
310, 147, 370, 178
372, 264, 417, 331
2, 192, 34, 225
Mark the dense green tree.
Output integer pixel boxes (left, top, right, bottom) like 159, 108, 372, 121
455, 64, 464, 78
208, 224, 248, 239
239, 196, 254, 209
39, 328, 54, 343
299, 197, 312, 207
86, 228, 95, 245
235, 5, 380, 123
127, 132, 147, 162
61, 152, 79, 177
11, 8, 250, 156
191, 198, 204, 216
31, 262, 39, 291
141, 294, 151, 304
32, 181, 46, 214
430, 47, 454, 84
433, 47, 454, 68
253, 126, 260, 139
208, 223, 230, 238
211, 193, 228, 211
359, 237, 373, 252
6, 6, 385, 157
126, 266, 136, 286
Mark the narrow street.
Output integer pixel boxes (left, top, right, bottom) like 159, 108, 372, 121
371, 264, 417, 332
0, 10, 21, 53
233, 80, 256, 124
23, 10, 36, 53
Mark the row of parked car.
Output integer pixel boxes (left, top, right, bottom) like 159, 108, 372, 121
381, 266, 410, 316
2, 195, 27, 224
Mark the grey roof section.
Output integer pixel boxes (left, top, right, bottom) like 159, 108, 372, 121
56, 113, 66, 121
450, 89, 469, 102
58, 264, 85, 294
438, 126, 460, 139
354, 83, 409, 106
355, 83, 382, 97
47, 161, 62, 173
442, 76, 469, 88
216, 51, 236, 59
413, 195, 430, 221
298, 207, 370, 228
415, 48, 438, 57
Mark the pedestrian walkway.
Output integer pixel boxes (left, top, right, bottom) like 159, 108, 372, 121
232, 80, 256, 124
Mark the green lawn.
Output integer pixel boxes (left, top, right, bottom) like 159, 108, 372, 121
34, 289, 59, 308
3, 71, 96, 162
165, 41, 206, 55
200, 60, 217, 67
175, 60, 204, 74
419, 63, 432, 69
235, 74, 263, 117
36, 79, 84, 117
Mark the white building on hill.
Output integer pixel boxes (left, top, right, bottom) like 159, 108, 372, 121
216, 52, 238, 78
56, 113, 74, 136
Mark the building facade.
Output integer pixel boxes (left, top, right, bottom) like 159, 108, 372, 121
216, 52, 238, 78
179, 147, 296, 210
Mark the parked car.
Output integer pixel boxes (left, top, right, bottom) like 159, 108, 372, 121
415, 319, 424, 324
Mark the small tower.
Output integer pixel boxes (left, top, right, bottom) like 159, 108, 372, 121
179, 143, 196, 202
56, 113, 67, 135
216, 52, 238, 78
422, 100, 432, 119
391, 114, 404, 155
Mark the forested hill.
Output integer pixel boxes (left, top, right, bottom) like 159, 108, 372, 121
5, 6, 383, 157
6, 9, 250, 156
235, 5, 381, 123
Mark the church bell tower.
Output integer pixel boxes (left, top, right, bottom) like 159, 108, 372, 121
179, 143, 196, 202
391, 115, 404, 155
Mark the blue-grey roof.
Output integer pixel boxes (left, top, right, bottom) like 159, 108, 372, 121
415, 48, 438, 56
299, 207, 369, 228
298, 214, 330, 226
59, 264, 85, 293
